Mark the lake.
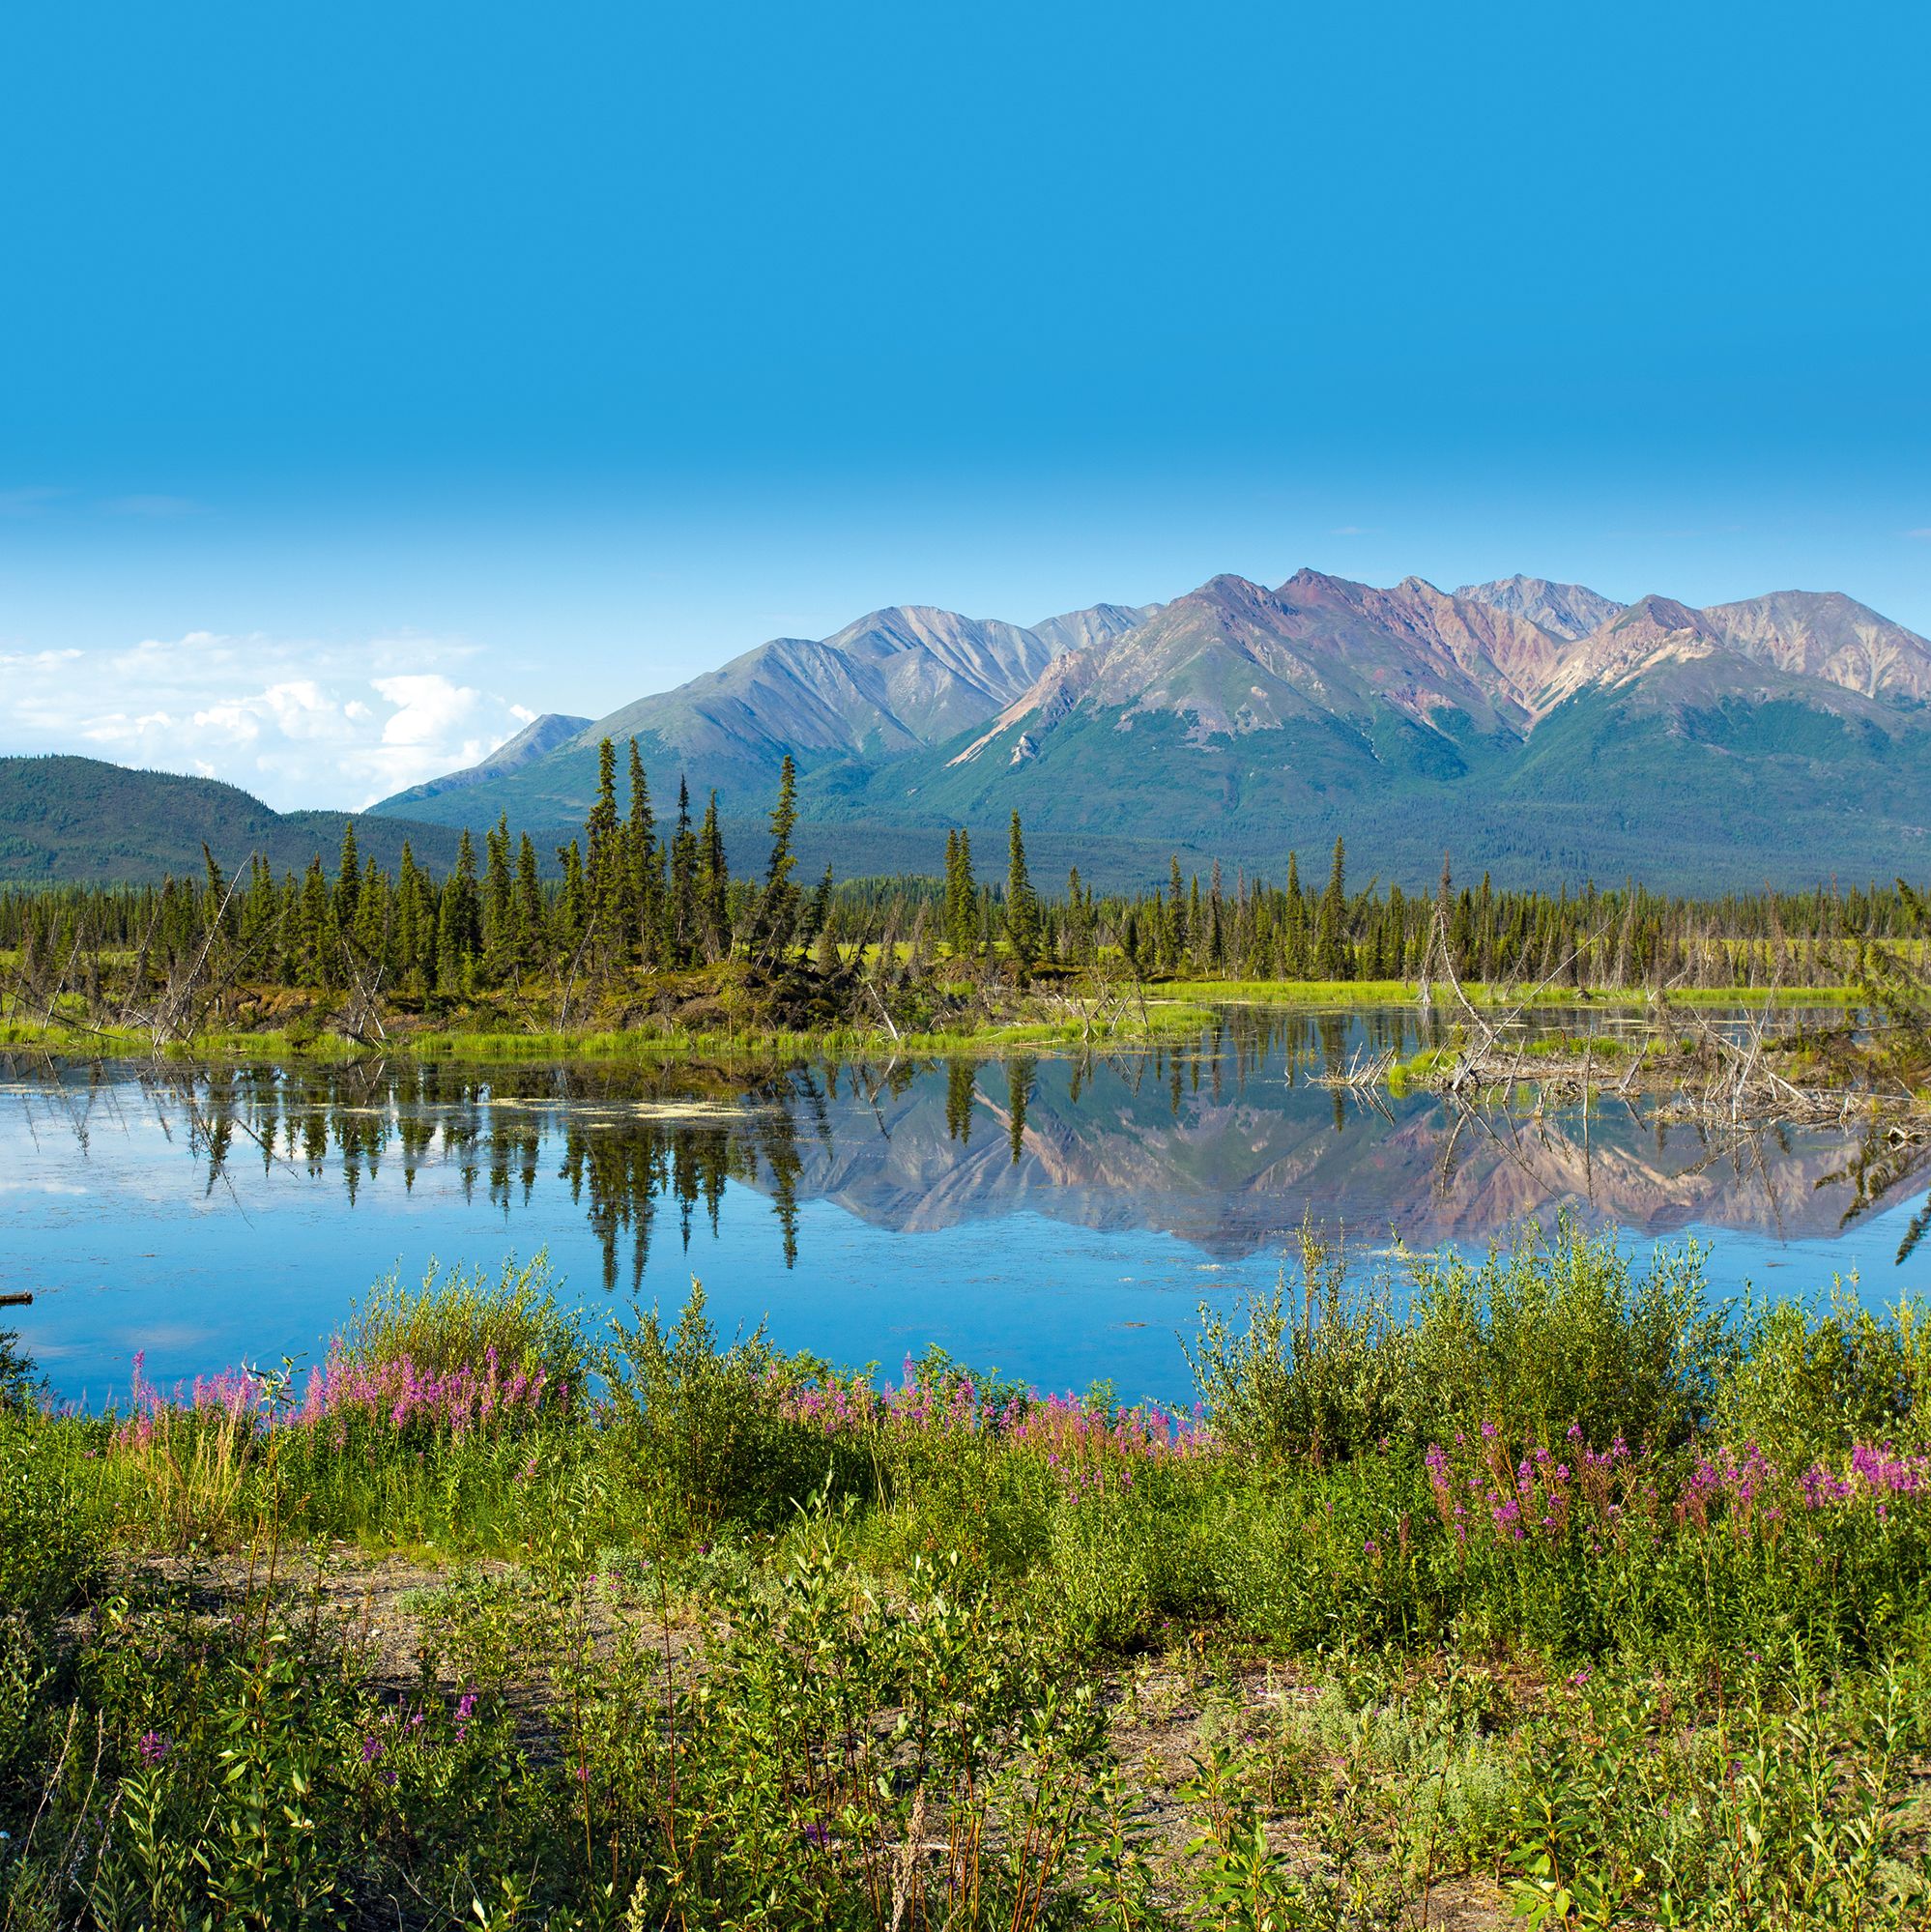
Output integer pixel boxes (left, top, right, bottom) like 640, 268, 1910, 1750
4, 1004, 1926, 1404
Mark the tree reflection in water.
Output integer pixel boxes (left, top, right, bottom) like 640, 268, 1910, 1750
5, 999, 1918, 1300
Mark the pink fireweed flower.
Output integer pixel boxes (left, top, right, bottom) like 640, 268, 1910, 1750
1802, 1444, 1930, 1509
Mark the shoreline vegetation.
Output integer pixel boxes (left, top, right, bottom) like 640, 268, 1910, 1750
4, 1226, 1931, 1925
0, 734, 1924, 1092
2, 965, 1921, 1145
0, 977, 1861, 1069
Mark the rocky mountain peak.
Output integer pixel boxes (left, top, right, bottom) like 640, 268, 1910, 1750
1612, 593, 1710, 635
1455, 575, 1625, 642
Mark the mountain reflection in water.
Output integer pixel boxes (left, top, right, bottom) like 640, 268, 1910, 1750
4, 1006, 1926, 1399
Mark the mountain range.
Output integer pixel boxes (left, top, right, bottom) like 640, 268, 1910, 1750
370, 570, 1931, 891
4, 570, 1925, 890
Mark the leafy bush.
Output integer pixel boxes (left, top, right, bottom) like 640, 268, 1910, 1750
1185, 1222, 1408, 1464
0, 1411, 101, 1617
0, 1327, 41, 1411
1040, 1475, 1212, 1647
1187, 1220, 1727, 1470
1715, 1286, 1931, 1468
344, 1252, 583, 1388
1404, 1216, 1725, 1449
600, 1283, 855, 1525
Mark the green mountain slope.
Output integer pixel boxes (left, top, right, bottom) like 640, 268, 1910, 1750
0, 756, 466, 885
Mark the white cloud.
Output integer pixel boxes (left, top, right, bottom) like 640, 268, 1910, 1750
0, 648, 81, 669
0, 627, 537, 810
372, 673, 483, 747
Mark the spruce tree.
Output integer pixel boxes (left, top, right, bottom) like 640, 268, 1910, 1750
299, 857, 331, 989
515, 832, 545, 974
626, 738, 658, 964
585, 737, 622, 966
434, 877, 462, 994
1283, 851, 1309, 978
800, 864, 834, 964
697, 791, 730, 961
1066, 865, 1090, 965
752, 755, 800, 960
1315, 836, 1348, 979
199, 847, 228, 938
669, 778, 699, 967
333, 822, 361, 937
395, 844, 423, 991
354, 856, 389, 969
437, 830, 481, 991
1005, 811, 1040, 976
946, 829, 978, 957
482, 816, 513, 986
241, 855, 277, 956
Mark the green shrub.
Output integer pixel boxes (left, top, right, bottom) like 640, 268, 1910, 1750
344, 1252, 584, 1387
1186, 1221, 1729, 1468
0, 1412, 101, 1617
1403, 1217, 1724, 1449
1039, 1477, 1212, 1648
600, 1283, 865, 1526
1185, 1222, 1408, 1464
0, 1327, 41, 1412
1715, 1287, 1931, 1467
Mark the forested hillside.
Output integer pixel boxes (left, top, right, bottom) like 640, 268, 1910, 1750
0, 757, 467, 885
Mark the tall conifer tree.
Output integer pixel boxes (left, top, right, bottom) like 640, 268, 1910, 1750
1005, 811, 1040, 975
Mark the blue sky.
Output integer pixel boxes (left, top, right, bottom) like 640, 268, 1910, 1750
2, 0, 1928, 805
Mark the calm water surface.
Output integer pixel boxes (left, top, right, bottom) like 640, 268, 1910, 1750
4, 1006, 1926, 1403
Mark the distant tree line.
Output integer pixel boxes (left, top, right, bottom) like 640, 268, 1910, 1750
0, 735, 1917, 1011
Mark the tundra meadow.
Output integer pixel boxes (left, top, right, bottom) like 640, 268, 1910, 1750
2, 1224, 1929, 1929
